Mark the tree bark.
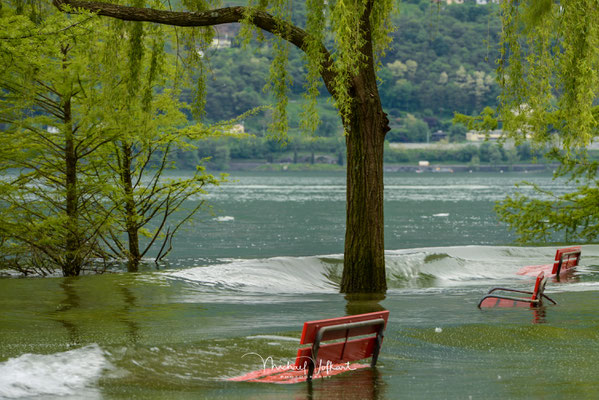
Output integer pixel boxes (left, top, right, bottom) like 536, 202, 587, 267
63, 98, 81, 276
341, 97, 388, 293
120, 143, 141, 272
62, 46, 81, 277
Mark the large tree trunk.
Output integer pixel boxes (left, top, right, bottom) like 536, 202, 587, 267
340, 1, 389, 294
340, 62, 389, 294
341, 97, 387, 294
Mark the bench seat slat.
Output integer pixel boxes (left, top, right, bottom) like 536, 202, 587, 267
317, 322, 385, 343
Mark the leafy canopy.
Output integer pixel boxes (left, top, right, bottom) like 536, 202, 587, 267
492, 0, 599, 244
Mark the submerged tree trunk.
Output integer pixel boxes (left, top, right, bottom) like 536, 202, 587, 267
63, 96, 81, 277
120, 143, 141, 272
341, 100, 387, 293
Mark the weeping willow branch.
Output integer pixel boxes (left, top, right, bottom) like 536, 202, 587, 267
53, 0, 338, 97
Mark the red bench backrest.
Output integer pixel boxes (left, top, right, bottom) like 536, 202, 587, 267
551, 246, 581, 275
294, 311, 389, 369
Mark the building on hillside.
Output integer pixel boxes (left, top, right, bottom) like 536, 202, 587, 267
466, 129, 503, 141
431, 130, 447, 141
437, 0, 501, 4
211, 35, 232, 49
228, 124, 245, 135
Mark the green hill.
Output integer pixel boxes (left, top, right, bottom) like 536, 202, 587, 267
187, 0, 507, 169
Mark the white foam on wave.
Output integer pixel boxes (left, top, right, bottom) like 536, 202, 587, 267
246, 335, 300, 342
163, 246, 544, 294
213, 216, 235, 222
160, 245, 599, 295
164, 246, 527, 295
384, 246, 532, 287
0, 344, 110, 399
164, 256, 340, 294
546, 281, 599, 293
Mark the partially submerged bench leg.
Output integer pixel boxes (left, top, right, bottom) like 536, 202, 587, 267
307, 354, 315, 381
371, 325, 384, 368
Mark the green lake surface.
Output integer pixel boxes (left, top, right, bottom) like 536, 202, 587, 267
1, 171, 599, 399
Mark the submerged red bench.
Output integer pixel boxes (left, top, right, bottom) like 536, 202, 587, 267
518, 246, 581, 277
229, 310, 389, 384
478, 271, 557, 308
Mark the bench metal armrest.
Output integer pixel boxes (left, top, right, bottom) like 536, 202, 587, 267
478, 294, 538, 308
487, 287, 533, 295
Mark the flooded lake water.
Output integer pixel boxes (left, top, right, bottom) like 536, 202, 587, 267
1, 171, 599, 399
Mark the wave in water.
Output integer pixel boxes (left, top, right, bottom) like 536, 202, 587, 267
165, 256, 340, 294
161, 246, 599, 295
0, 344, 110, 399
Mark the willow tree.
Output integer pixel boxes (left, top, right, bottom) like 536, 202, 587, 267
489, 1, 599, 243
54, 0, 396, 293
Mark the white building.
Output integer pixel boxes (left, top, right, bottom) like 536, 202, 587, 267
211, 37, 232, 49
466, 129, 504, 141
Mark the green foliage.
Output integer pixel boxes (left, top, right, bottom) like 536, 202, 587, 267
89, 16, 224, 271
387, 113, 431, 143
299, 0, 325, 134
380, 1, 501, 120
498, 0, 599, 149
383, 142, 543, 165
201, 0, 501, 136
0, 6, 222, 275
196, 133, 345, 169
196, 0, 399, 136
492, 1, 599, 245
448, 123, 467, 143
177, 0, 216, 119
496, 181, 599, 244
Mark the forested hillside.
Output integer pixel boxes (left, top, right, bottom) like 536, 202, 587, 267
200, 0, 501, 142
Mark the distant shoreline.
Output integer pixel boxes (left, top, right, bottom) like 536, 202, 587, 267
218, 161, 558, 173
